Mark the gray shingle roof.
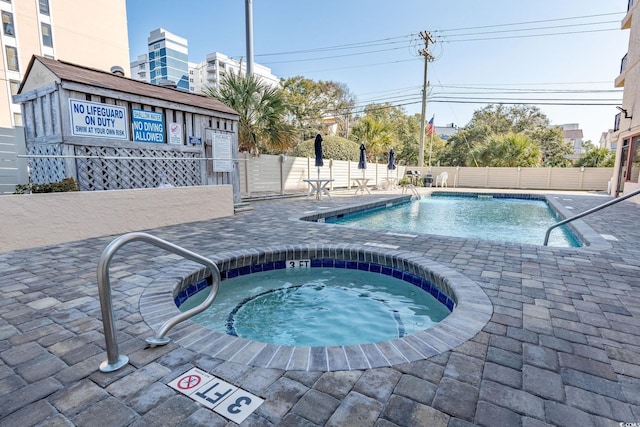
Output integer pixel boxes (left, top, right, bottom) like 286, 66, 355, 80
25, 55, 237, 116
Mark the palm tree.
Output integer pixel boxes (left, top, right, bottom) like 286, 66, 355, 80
204, 73, 297, 154
350, 116, 393, 162
472, 133, 541, 167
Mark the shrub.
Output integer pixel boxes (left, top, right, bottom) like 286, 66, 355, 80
14, 177, 79, 194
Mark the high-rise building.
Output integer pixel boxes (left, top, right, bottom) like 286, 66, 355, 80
0, 0, 130, 127
130, 29, 280, 95
191, 52, 279, 94
146, 28, 189, 91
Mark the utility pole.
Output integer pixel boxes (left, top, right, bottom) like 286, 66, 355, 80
418, 31, 434, 167
245, 0, 254, 77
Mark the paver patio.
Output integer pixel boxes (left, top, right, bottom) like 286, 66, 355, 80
1, 189, 639, 426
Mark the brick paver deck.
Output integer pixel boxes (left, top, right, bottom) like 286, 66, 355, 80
1, 188, 639, 426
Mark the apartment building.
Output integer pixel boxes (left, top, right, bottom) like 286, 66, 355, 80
558, 123, 585, 160
130, 29, 280, 95
612, 0, 640, 196
0, 0, 129, 127
191, 51, 279, 93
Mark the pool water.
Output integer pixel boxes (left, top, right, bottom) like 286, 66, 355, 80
179, 267, 451, 347
327, 195, 581, 247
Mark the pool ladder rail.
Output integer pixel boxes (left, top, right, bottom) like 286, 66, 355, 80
96, 232, 220, 373
402, 183, 421, 199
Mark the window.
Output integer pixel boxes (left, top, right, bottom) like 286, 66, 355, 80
629, 136, 640, 183
9, 80, 19, 95
41, 23, 52, 47
2, 11, 14, 36
5, 46, 18, 71
39, 0, 49, 15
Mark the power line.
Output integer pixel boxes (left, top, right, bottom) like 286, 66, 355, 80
436, 11, 624, 33
257, 14, 623, 65
438, 27, 619, 43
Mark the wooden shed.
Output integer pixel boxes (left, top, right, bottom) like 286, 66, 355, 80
13, 56, 241, 202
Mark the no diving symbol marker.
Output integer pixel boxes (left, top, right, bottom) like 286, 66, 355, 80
178, 374, 201, 390
169, 368, 214, 396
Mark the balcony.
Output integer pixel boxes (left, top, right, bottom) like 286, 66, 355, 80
623, 0, 634, 29
615, 53, 628, 87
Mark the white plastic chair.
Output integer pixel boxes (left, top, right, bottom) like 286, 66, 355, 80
435, 171, 448, 187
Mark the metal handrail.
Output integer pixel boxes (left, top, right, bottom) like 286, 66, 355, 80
544, 188, 640, 246
97, 232, 220, 372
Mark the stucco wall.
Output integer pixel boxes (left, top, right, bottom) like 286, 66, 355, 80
0, 185, 234, 252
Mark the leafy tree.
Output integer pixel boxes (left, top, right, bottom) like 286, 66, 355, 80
581, 140, 595, 152
439, 126, 489, 166
529, 126, 573, 167
440, 104, 572, 167
573, 147, 615, 167
290, 135, 360, 161
204, 73, 297, 154
471, 133, 541, 167
280, 76, 355, 140
392, 113, 421, 165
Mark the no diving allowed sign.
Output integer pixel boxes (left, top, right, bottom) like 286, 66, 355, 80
168, 367, 264, 423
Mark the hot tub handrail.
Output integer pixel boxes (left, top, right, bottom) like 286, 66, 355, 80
543, 187, 640, 246
97, 231, 220, 372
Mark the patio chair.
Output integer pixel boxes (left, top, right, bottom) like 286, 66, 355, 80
435, 171, 448, 187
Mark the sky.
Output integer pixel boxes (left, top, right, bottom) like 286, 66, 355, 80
126, 0, 630, 144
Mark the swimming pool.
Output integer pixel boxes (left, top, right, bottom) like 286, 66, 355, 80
178, 267, 451, 347
324, 193, 582, 247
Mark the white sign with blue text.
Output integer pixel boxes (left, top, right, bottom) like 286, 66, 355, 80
69, 99, 128, 140
132, 109, 165, 143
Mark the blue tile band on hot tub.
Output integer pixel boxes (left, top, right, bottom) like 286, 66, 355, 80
175, 259, 456, 313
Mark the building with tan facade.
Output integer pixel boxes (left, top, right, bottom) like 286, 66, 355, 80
612, 0, 640, 196
0, 0, 129, 128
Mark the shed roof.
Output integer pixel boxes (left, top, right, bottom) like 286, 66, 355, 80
564, 129, 584, 139
20, 56, 237, 116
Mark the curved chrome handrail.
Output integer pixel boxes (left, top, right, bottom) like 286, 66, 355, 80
97, 232, 220, 372
544, 187, 640, 246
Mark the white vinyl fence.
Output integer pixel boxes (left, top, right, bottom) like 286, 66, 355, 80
238, 153, 613, 197
0, 127, 28, 194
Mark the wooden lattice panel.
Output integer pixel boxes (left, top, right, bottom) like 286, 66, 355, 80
29, 144, 66, 184
74, 145, 202, 191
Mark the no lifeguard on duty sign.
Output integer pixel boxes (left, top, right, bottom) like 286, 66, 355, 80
168, 367, 264, 423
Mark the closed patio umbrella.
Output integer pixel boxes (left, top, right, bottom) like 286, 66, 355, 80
314, 133, 323, 179
387, 148, 396, 170
387, 148, 396, 183
358, 143, 367, 178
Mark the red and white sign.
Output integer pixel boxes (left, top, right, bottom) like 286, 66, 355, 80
168, 368, 214, 395
169, 122, 182, 145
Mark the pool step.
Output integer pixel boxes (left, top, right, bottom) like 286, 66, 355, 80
234, 202, 253, 214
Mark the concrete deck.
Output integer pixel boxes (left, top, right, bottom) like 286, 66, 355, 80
1, 188, 639, 426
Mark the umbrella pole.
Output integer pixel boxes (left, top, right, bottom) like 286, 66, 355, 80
317, 167, 320, 180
